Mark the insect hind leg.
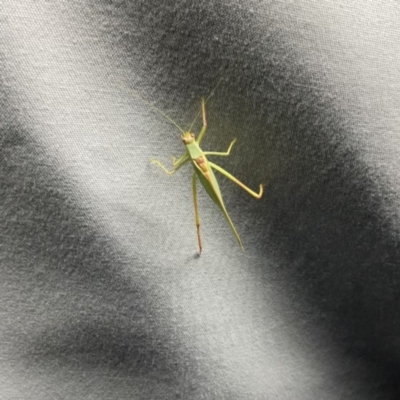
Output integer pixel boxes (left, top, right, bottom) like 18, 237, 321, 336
209, 161, 264, 199
192, 172, 202, 254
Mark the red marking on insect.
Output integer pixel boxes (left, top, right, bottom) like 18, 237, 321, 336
195, 156, 208, 173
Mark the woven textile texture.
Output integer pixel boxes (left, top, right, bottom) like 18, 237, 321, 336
1, 1, 400, 399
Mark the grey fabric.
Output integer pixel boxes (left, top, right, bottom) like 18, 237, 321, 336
1, 0, 400, 398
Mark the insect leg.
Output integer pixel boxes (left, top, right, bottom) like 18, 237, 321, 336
151, 155, 189, 175
196, 98, 208, 144
172, 153, 189, 167
192, 172, 202, 254
209, 162, 264, 199
203, 139, 237, 157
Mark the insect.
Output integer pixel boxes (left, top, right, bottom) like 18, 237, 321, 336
147, 86, 264, 254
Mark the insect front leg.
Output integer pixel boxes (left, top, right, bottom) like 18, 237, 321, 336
172, 153, 189, 167
203, 138, 237, 157
196, 98, 208, 144
151, 154, 189, 175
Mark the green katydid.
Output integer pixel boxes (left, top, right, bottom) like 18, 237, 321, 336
147, 88, 264, 253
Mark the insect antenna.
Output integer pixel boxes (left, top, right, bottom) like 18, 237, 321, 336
186, 77, 224, 133
114, 81, 186, 134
